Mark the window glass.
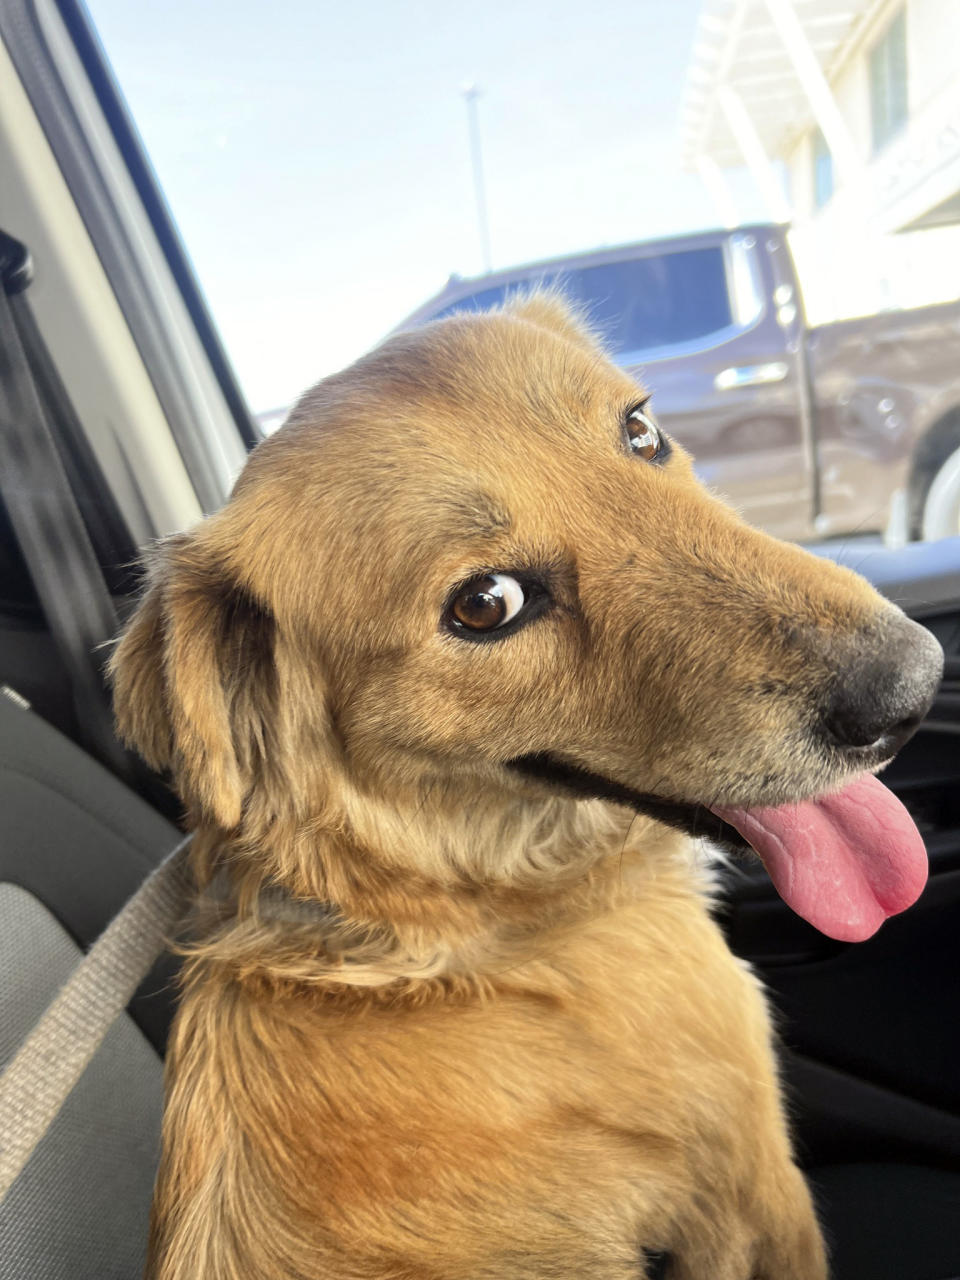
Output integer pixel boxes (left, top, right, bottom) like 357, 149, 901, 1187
577, 250, 733, 354
83, 1, 960, 547
812, 128, 834, 209
433, 247, 734, 357
431, 284, 522, 322
870, 8, 908, 153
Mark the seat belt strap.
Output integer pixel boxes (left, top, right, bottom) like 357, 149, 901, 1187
0, 229, 127, 775
0, 839, 192, 1204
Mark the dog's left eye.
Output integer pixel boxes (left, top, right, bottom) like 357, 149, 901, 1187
625, 405, 664, 462
448, 574, 527, 634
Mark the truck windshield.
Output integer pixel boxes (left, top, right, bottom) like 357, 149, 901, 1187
430, 246, 733, 357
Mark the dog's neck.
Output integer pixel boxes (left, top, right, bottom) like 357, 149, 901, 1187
180, 778, 698, 997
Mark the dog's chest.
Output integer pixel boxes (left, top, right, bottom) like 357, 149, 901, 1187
160, 893, 786, 1279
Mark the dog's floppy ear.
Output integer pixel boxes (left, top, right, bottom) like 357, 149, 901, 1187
109, 531, 276, 829
506, 290, 603, 354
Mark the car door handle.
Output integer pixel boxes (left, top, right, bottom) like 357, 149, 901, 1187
714, 362, 789, 391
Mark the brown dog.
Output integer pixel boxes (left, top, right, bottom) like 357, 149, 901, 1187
111, 295, 942, 1279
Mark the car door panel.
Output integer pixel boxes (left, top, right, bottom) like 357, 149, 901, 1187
634, 238, 813, 541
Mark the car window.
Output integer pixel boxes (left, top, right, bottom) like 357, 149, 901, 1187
431, 247, 734, 358
82, 0, 960, 549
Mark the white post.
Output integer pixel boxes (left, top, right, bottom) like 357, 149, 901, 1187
761, 0, 860, 182
696, 155, 740, 228
717, 85, 792, 223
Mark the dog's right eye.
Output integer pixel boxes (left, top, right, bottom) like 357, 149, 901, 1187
449, 574, 526, 633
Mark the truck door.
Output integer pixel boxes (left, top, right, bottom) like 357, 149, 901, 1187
614, 232, 815, 543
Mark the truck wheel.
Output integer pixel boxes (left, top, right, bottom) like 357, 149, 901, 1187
920, 441, 960, 541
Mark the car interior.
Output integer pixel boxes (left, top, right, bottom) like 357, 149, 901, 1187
1, 2, 959, 1278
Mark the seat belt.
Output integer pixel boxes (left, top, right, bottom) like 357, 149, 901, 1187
0, 838, 192, 1204
0, 228, 129, 778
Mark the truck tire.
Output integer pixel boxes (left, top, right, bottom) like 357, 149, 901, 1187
908, 414, 960, 541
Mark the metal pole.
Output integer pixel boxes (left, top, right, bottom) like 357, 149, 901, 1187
462, 83, 492, 273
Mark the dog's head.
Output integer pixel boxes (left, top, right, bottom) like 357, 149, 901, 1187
111, 295, 942, 941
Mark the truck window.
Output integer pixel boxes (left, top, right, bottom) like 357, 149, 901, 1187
430, 245, 742, 359
578, 248, 732, 356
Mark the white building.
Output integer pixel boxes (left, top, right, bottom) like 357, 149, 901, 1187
680, 0, 960, 322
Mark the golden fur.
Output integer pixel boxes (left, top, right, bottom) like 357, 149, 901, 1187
110, 295, 896, 1278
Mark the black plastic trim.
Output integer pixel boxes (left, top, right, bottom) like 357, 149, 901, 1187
784, 1050, 960, 1170
810, 535, 960, 619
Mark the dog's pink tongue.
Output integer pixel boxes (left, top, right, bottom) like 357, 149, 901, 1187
710, 774, 927, 942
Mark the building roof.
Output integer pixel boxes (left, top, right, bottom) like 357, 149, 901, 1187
679, 0, 889, 169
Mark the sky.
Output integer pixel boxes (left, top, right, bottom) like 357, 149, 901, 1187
85, 0, 767, 414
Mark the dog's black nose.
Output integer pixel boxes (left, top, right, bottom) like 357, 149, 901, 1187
824, 614, 943, 753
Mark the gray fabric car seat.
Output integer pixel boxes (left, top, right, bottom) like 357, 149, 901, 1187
0, 691, 180, 1278
0, 883, 163, 1279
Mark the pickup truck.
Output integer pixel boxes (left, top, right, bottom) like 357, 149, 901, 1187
399, 225, 960, 545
